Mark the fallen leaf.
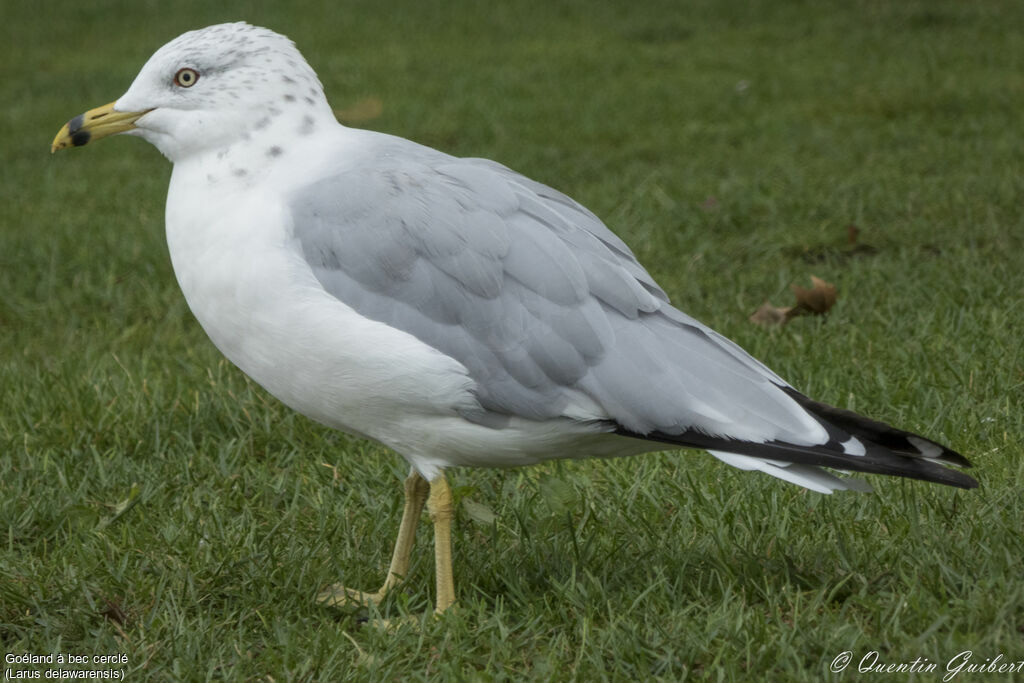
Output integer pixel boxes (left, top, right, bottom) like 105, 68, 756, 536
749, 301, 793, 326
790, 275, 837, 315
750, 275, 837, 327
847, 223, 860, 245
101, 598, 129, 626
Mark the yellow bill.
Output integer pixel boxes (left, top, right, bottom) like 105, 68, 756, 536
51, 101, 152, 153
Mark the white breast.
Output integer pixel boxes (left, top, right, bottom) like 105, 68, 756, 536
162, 152, 478, 447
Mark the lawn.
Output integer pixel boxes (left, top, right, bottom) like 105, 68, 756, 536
2, 0, 1023, 679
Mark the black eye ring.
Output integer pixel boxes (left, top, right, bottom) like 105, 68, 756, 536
174, 68, 200, 88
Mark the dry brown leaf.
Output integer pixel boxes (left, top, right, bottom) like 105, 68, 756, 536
790, 275, 837, 315
101, 598, 129, 626
749, 275, 837, 327
334, 96, 383, 124
847, 223, 860, 245
749, 301, 793, 326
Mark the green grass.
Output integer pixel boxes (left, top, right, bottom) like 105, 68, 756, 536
3, 0, 1023, 679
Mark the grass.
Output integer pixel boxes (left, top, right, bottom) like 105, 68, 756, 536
2, 0, 1023, 679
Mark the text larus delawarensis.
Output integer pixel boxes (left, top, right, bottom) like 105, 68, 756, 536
52, 23, 976, 614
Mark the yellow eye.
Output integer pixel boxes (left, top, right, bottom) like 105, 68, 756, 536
174, 68, 199, 88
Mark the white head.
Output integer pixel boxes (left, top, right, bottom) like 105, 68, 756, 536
53, 23, 337, 162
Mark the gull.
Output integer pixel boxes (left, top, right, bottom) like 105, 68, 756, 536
52, 23, 976, 615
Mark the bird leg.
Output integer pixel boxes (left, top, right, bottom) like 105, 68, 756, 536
427, 474, 456, 613
318, 471, 430, 607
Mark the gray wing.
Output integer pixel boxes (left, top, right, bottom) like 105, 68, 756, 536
289, 139, 818, 443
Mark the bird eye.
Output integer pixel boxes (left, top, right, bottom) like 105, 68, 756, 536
174, 68, 199, 88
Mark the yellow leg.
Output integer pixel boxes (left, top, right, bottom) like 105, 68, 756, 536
318, 471, 430, 607
427, 474, 456, 613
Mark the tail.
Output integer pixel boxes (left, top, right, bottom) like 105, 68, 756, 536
615, 387, 977, 493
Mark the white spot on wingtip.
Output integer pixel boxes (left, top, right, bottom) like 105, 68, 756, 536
842, 436, 866, 456
907, 436, 943, 459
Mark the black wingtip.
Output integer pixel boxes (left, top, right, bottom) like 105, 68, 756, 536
779, 387, 974, 468
615, 422, 978, 491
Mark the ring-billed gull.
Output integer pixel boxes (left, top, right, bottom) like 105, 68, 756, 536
52, 23, 976, 615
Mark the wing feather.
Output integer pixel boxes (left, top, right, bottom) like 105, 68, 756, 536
289, 140, 832, 443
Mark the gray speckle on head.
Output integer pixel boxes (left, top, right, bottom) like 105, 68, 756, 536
142, 23, 332, 156
267, 145, 283, 157
233, 168, 248, 177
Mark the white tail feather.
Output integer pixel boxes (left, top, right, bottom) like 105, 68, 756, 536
708, 450, 873, 494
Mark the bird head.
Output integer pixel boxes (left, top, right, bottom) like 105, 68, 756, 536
52, 23, 334, 163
